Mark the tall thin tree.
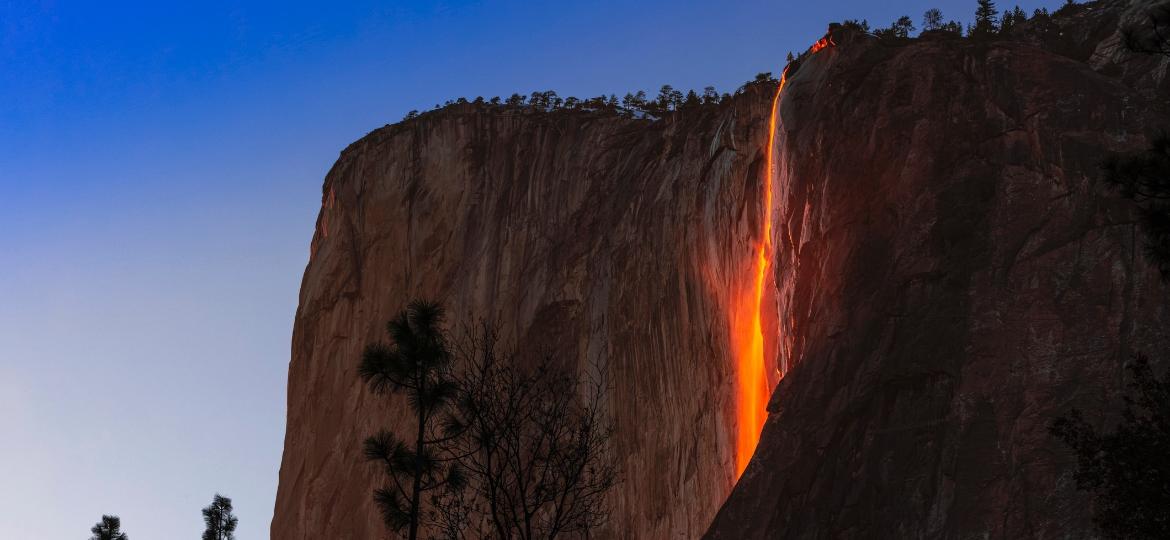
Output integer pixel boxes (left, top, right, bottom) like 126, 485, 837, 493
360, 300, 465, 540
89, 515, 128, 540
971, 0, 1000, 37
202, 494, 239, 540
922, 8, 944, 31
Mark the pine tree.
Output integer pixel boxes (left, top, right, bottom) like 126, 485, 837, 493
1000, 6, 1027, 33
89, 515, 128, 540
972, 0, 999, 38
360, 301, 464, 540
202, 494, 239, 540
880, 15, 916, 38
702, 86, 720, 105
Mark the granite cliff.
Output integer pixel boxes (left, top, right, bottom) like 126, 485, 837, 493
709, 1, 1170, 537
272, 79, 779, 539
273, 1, 1169, 537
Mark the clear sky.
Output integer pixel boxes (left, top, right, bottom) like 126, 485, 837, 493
0, 0, 1068, 538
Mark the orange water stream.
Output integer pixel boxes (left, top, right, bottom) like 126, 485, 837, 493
732, 68, 788, 477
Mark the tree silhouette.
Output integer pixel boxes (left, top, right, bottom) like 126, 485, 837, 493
1106, 4, 1170, 280
360, 301, 465, 540
89, 515, 128, 540
1051, 354, 1170, 539
841, 19, 870, 33
202, 494, 239, 540
1104, 135, 1170, 279
999, 6, 1027, 33
876, 15, 915, 39
923, 9, 944, 31
971, 0, 999, 38
655, 85, 683, 112
702, 86, 720, 105
435, 323, 617, 540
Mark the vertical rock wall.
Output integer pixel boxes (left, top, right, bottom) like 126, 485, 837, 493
708, 2, 1170, 537
272, 90, 780, 539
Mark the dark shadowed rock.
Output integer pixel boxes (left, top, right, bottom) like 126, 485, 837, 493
707, 1, 1170, 538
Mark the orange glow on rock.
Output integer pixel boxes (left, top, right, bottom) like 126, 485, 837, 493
732, 31, 835, 478
732, 69, 787, 477
810, 35, 835, 54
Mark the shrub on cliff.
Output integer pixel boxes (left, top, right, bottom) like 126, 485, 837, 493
875, 15, 916, 39
921, 9, 963, 36
841, 18, 870, 33
1104, 135, 1170, 279
1050, 354, 1170, 539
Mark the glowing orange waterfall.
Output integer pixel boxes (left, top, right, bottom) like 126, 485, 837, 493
733, 69, 787, 477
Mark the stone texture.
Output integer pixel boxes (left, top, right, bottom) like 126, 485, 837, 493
274, 1, 1170, 538
271, 89, 781, 538
706, 1, 1170, 538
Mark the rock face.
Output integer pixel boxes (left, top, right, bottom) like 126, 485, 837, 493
707, 1, 1170, 538
273, 1, 1169, 538
271, 86, 781, 538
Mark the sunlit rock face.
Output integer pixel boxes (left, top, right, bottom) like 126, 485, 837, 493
706, 1, 1170, 538
274, 2, 1170, 538
271, 89, 782, 538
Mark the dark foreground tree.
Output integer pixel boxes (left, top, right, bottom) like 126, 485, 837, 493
1104, 135, 1170, 278
1106, 4, 1170, 280
202, 494, 239, 540
360, 301, 464, 540
435, 323, 617, 540
89, 515, 128, 540
1051, 354, 1170, 538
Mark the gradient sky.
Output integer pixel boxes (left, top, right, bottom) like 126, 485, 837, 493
0, 0, 1068, 537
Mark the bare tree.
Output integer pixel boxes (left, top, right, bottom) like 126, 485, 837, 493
923, 8, 944, 31
436, 323, 617, 540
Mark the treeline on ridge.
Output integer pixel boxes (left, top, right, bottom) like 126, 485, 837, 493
397, 0, 1088, 125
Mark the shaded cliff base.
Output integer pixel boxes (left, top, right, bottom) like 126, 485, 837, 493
707, 0, 1170, 538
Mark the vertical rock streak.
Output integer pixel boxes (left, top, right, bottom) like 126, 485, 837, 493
733, 71, 786, 477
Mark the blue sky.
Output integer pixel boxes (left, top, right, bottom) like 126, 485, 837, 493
0, 0, 1068, 537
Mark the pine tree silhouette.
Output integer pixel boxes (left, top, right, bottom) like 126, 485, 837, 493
89, 515, 128, 540
359, 300, 464, 540
202, 494, 239, 540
